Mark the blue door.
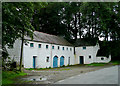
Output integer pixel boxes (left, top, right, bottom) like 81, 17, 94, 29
60, 56, 64, 66
33, 56, 36, 68
53, 56, 58, 68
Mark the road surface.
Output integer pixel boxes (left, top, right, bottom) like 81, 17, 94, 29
55, 66, 118, 84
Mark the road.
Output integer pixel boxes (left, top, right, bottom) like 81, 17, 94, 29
55, 66, 118, 84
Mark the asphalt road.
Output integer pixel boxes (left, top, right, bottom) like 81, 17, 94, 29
55, 66, 118, 84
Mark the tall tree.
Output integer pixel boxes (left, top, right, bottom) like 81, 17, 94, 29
2, 2, 47, 71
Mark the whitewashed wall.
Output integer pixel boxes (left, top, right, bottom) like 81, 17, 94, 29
23, 41, 51, 68
51, 44, 74, 67
93, 43, 100, 62
6, 39, 111, 68
6, 39, 22, 63
75, 44, 100, 64
23, 40, 74, 68
95, 55, 111, 63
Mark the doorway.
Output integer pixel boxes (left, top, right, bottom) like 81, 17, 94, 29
79, 56, 84, 64
60, 56, 64, 67
33, 56, 37, 68
53, 56, 58, 68
68, 57, 70, 65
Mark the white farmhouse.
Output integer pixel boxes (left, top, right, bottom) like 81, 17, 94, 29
6, 31, 111, 68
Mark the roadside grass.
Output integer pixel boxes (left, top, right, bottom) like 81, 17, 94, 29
2, 70, 27, 85
25, 66, 70, 71
26, 62, 118, 71
25, 64, 87, 71
86, 63, 107, 66
25, 68, 50, 70
110, 61, 120, 65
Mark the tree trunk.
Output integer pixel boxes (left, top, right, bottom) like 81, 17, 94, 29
105, 31, 108, 41
19, 30, 24, 72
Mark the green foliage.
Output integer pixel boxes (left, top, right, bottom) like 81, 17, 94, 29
110, 61, 120, 65
2, 71, 27, 85
3, 2, 120, 44
2, 2, 48, 47
98, 40, 120, 60
32, 2, 120, 42
2, 2, 34, 47
109, 41, 120, 60
49, 67, 51, 69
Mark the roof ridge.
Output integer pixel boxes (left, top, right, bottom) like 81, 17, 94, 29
34, 31, 59, 38
30, 31, 72, 46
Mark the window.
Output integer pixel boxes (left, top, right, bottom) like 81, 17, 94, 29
38, 44, 41, 48
67, 47, 68, 50
101, 58, 104, 60
46, 45, 48, 49
83, 46, 86, 49
70, 48, 72, 51
62, 47, 64, 50
30, 43, 34, 47
46, 57, 49, 62
52, 46, 54, 49
58, 46, 60, 50
89, 55, 91, 59
25, 43, 28, 46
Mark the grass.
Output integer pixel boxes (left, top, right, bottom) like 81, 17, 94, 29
86, 63, 107, 66
25, 68, 49, 70
25, 67, 70, 71
110, 61, 120, 65
2, 70, 27, 85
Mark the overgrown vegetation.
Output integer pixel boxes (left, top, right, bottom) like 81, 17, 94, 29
86, 61, 120, 66
110, 61, 120, 65
2, 71, 27, 85
98, 41, 120, 61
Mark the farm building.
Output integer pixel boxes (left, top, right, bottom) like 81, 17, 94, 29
6, 31, 111, 68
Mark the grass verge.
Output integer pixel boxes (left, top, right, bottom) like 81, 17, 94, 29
25, 67, 70, 71
2, 70, 27, 85
86, 63, 107, 66
110, 61, 120, 65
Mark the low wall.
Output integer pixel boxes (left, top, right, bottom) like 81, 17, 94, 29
95, 55, 111, 63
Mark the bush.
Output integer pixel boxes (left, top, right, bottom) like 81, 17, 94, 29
62, 65, 65, 67
49, 67, 51, 69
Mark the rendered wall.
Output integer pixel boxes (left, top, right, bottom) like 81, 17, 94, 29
6, 39, 111, 68
95, 55, 111, 63
23, 40, 74, 68
6, 39, 22, 64
75, 44, 100, 64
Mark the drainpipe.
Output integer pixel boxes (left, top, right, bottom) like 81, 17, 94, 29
50, 44, 52, 68
74, 46, 76, 64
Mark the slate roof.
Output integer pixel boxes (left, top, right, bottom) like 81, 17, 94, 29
24, 31, 73, 46
74, 38, 98, 47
